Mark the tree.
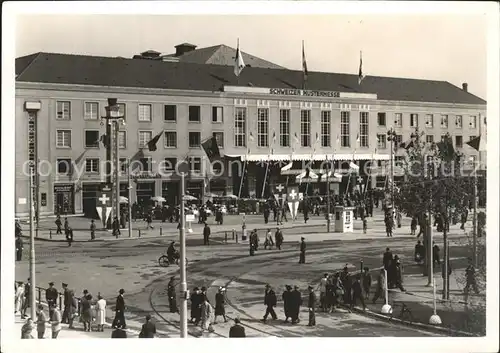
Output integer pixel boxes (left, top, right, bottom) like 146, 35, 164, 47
393, 130, 474, 291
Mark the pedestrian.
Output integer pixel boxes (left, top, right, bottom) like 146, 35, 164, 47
45, 282, 58, 309
263, 207, 270, 224
81, 294, 93, 332
55, 215, 62, 235
50, 306, 62, 339
111, 323, 127, 338
15, 235, 23, 261
411, 216, 418, 235
319, 273, 328, 312
66, 227, 73, 247
78, 289, 89, 321
203, 222, 211, 246
90, 219, 96, 240
229, 318, 246, 337
261, 284, 278, 323
275, 227, 283, 250
391, 256, 406, 291
396, 210, 402, 228
276, 207, 283, 225
36, 304, 48, 339
282, 285, 292, 323
340, 267, 351, 305
460, 209, 468, 230
432, 241, 441, 266
464, 258, 480, 302
112, 289, 127, 329
15, 281, 25, 314
146, 212, 154, 229
21, 317, 35, 339
362, 218, 367, 234
96, 294, 107, 332
299, 237, 306, 264
307, 286, 316, 326
67, 290, 77, 329
350, 275, 366, 311
414, 240, 425, 264
61, 283, 70, 323
291, 285, 302, 324
167, 276, 178, 313
326, 275, 336, 312
417, 214, 427, 238
112, 217, 121, 238
64, 217, 69, 235
362, 267, 372, 300
191, 287, 202, 325
139, 315, 156, 338
281, 205, 288, 222
383, 247, 393, 271
264, 229, 274, 250
214, 287, 228, 323
200, 297, 214, 332
372, 269, 387, 304
21, 278, 31, 319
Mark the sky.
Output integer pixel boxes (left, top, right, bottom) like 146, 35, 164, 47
15, 12, 488, 99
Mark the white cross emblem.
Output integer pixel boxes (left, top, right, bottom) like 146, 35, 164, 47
99, 194, 110, 205
276, 184, 284, 193
289, 189, 298, 200
357, 176, 363, 184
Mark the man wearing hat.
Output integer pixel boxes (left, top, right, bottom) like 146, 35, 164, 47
61, 283, 70, 323
45, 282, 58, 309
290, 285, 303, 324
214, 287, 227, 323
229, 318, 246, 337
167, 276, 178, 313
139, 314, 156, 338
190, 287, 203, 325
261, 284, 277, 323
112, 289, 126, 329
299, 237, 306, 264
307, 286, 316, 326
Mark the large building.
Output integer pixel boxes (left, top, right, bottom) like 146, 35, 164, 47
15, 48, 486, 218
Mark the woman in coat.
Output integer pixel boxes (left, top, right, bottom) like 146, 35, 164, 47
214, 287, 227, 323
96, 294, 107, 332
200, 297, 214, 332
81, 294, 93, 332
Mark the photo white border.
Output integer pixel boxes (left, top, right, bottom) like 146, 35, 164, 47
2, 2, 499, 353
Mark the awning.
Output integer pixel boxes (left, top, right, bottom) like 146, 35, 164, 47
281, 168, 352, 176
239, 154, 390, 162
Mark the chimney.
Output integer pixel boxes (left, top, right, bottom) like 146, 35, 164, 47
174, 43, 197, 57
462, 83, 468, 92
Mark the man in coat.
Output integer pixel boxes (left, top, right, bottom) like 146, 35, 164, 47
361, 267, 372, 300
307, 286, 316, 326
190, 287, 202, 325
45, 282, 58, 309
203, 223, 211, 246
112, 217, 121, 237
383, 247, 393, 271
139, 315, 156, 338
282, 285, 292, 323
66, 227, 73, 247
229, 318, 246, 337
61, 283, 70, 323
261, 284, 277, 323
299, 237, 306, 264
167, 276, 178, 313
214, 287, 227, 323
275, 228, 283, 251
55, 216, 62, 235
15, 235, 23, 261
291, 285, 302, 324
350, 274, 366, 311
372, 269, 386, 304
112, 289, 127, 329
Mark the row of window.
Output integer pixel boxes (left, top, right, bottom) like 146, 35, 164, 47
58, 101, 480, 131
56, 130, 225, 149
235, 108, 480, 148
56, 156, 204, 174
375, 133, 475, 149
57, 101, 224, 123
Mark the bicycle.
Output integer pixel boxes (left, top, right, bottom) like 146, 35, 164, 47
158, 252, 188, 267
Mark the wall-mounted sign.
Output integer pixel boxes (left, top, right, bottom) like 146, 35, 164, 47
131, 172, 164, 179
269, 88, 340, 98
54, 184, 74, 193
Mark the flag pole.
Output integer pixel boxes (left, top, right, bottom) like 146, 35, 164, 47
326, 153, 331, 232
261, 134, 275, 199
238, 150, 248, 199
236, 38, 240, 86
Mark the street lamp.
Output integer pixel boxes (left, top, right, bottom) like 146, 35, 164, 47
100, 98, 125, 230
386, 128, 397, 207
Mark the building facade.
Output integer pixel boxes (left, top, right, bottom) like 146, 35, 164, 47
15, 52, 486, 217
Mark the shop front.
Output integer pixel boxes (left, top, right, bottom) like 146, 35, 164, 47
162, 180, 180, 206
136, 181, 155, 206
54, 183, 75, 215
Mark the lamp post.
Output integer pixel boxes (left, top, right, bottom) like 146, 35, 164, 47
326, 155, 331, 233
179, 172, 188, 338
127, 160, 132, 238
101, 98, 125, 230
386, 128, 397, 207
29, 166, 36, 322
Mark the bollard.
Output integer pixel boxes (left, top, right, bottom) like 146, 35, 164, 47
160, 227, 162, 236
225, 232, 228, 243
232, 229, 235, 240
236, 232, 239, 243
59, 294, 62, 311
139, 229, 141, 238
360, 260, 364, 272
50, 230, 52, 239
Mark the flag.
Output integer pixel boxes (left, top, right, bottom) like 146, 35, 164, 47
302, 40, 308, 89
130, 149, 145, 163
293, 132, 300, 145
234, 39, 245, 77
100, 134, 110, 149
358, 51, 365, 85
356, 134, 360, 145
74, 150, 86, 166
272, 131, 277, 144
349, 162, 360, 172
465, 136, 481, 151
281, 160, 293, 172
399, 140, 414, 150
147, 132, 163, 151
315, 132, 320, 144
437, 135, 455, 162
201, 136, 221, 162
249, 132, 255, 142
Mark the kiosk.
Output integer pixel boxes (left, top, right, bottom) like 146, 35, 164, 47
334, 206, 355, 233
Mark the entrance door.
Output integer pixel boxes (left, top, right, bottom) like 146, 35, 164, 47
82, 184, 100, 219
136, 182, 155, 207
162, 181, 179, 206
53, 184, 75, 215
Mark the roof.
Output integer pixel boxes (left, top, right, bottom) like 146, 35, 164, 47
164, 44, 284, 69
16, 52, 486, 105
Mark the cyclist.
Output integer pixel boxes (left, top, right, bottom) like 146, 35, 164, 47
167, 241, 177, 263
